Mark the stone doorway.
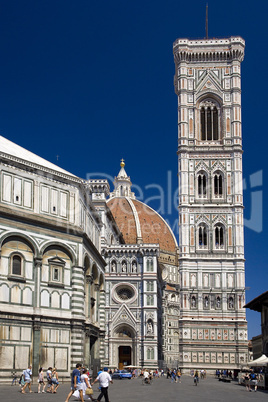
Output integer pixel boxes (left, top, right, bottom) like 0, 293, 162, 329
118, 346, 131, 369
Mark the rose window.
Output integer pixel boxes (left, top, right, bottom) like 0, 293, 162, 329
112, 283, 137, 304
117, 287, 134, 300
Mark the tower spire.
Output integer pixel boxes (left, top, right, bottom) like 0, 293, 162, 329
109, 160, 136, 199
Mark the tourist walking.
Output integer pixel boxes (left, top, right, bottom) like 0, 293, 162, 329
51, 367, 60, 393
73, 368, 93, 401
176, 369, 181, 383
46, 367, 54, 393
38, 367, 46, 393
194, 370, 199, 386
91, 367, 113, 402
249, 370, 258, 392
65, 363, 84, 402
21, 365, 33, 394
244, 371, 250, 391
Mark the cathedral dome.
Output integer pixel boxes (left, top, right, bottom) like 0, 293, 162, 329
107, 161, 178, 254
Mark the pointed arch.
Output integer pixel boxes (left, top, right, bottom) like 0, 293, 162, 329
113, 323, 135, 339
110, 260, 117, 273
214, 222, 225, 249
196, 94, 223, 142
197, 222, 209, 249
196, 170, 208, 199
213, 170, 224, 198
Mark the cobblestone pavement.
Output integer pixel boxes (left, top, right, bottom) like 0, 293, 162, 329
4, 376, 268, 402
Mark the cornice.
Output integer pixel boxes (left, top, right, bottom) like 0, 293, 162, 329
0, 152, 81, 184
177, 145, 243, 155
173, 37, 245, 64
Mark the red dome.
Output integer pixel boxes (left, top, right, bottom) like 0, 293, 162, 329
107, 197, 177, 253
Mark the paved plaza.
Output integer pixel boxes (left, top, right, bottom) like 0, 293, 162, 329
4, 376, 268, 402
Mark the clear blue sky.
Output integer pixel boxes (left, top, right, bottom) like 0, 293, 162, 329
0, 0, 267, 340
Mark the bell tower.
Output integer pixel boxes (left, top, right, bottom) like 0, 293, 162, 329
173, 37, 248, 370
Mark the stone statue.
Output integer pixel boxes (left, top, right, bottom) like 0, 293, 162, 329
132, 262, 137, 272
147, 320, 153, 334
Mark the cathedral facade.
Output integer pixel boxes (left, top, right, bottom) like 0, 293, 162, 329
0, 34, 248, 381
97, 162, 178, 369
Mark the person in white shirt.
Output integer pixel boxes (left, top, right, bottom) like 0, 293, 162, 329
91, 367, 113, 402
143, 370, 151, 384
21, 365, 33, 394
143, 370, 149, 379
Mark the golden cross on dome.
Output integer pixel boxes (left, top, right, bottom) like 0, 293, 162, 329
120, 158, 125, 168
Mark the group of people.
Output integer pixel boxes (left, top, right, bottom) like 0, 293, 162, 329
65, 364, 113, 402
216, 369, 234, 379
243, 370, 259, 392
166, 368, 182, 383
140, 368, 163, 380
168, 368, 182, 383
20, 365, 60, 394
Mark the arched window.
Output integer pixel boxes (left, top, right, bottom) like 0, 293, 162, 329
147, 347, 154, 360
200, 101, 219, 141
146, 259, 153, 272
214, 173, 223, 197
12, 255, 22, 276
197, 173, 207, 198
198, 225, 208, 248
215, 225, 224, 248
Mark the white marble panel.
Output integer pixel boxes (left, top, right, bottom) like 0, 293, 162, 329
11, 285, 21, 304
51, 292, 60, 309
21, 326, 31, 341
0, 284, 9, 302
41, 290, 50, 307
22, 287, 32, 305
15, 346, 30, 369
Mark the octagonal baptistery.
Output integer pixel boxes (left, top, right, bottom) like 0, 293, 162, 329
107, 161, 178, 272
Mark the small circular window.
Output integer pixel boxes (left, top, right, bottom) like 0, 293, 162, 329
112, 283, 137, 304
